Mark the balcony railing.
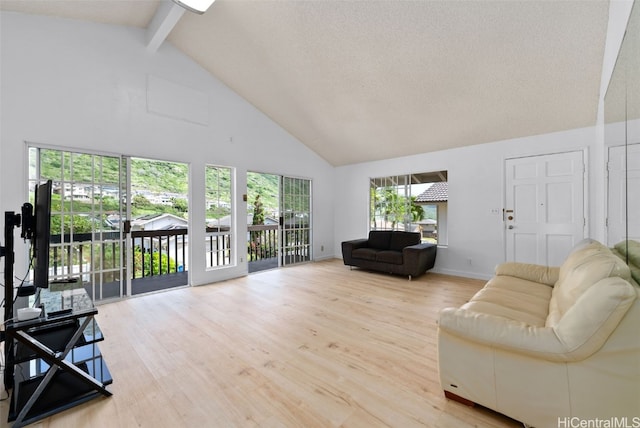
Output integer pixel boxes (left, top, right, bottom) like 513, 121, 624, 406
131, 228, 187, 279
206, 226, 232, 268
247, 224, 278, 261
47, 223, 309, 296
247, 224, 311, 272
50, 231, 121, 280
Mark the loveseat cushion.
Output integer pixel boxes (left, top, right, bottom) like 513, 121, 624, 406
376, 250, 403, 265
614, 240, 640, 285
352, 248, 379, 261
368, 231, 392, 250
614, 240, 640, 267
557, 241, 610, 283
388, 232, 420, 251
495, 262, 559, 286
550, 242, 631, 323
462, 276, 552, 326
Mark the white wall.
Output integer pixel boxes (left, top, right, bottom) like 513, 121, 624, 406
334, 0, 637, 280
0, 11, 335, 286
334, 127, 600, 280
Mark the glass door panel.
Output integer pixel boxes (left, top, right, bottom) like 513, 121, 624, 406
29, 147, 125, 302
247, 172, 279, 273
128, 157, 189, 295
280, 176, 311, 266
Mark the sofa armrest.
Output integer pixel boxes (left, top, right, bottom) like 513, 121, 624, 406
495, 262, 559, 286
342, 238, 369, 249
341, 239, 369, 265
403, 243, 437, 276
438, 277, 636, 362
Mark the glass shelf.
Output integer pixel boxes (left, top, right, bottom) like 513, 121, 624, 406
5, 283, 112, 427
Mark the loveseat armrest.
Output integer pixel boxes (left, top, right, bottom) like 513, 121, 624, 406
341, 239, 369, 265
403, 243, 437, 277
438, 277, 636, 362
495, 262, 559, 286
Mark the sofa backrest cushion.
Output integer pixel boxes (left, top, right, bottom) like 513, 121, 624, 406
614, 239, 640, 267
557, 241, 607, 281
614, 240, 640, 285
548, 241, 632, 325
551, 277, 637, 360
368, 231, 392, 250
388, 232, 421, 251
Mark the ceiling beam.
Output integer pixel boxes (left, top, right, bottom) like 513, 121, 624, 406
146, 1, 185, 53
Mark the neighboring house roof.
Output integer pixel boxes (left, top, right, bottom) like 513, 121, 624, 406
211, 215, 279, 228
417, 219, 437, 225
131, 213, 188, 230
415, 182, 448, 203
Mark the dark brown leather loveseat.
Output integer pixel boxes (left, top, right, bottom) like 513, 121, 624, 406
341, 231, 437, 279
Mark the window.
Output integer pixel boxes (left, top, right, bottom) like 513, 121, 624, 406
370, 171, 448, 245
205, 165, 233, 269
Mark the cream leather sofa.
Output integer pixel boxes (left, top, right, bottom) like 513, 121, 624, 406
437, 240, 640, 427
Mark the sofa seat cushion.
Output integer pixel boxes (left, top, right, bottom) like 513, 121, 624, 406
352, 248, 379, 261
376, 250, 403, 265
462, 276, 552, 326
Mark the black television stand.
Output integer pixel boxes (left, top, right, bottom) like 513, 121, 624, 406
1, 210, 112, 427
4, 286, 113, 427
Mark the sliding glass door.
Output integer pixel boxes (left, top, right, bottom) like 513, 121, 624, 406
29, 147, 126, 302
127, 157, 189, 295
280, 176, 312, 266
246, 173, 312, 272
29, 148, 193, 301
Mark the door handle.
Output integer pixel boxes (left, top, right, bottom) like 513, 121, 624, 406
508, 225, 514, 229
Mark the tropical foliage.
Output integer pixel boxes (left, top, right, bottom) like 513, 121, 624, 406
370, 186, 425, 229
133, 247, 176, 277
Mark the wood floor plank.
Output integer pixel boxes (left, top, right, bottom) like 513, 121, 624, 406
1, 259, 522, 427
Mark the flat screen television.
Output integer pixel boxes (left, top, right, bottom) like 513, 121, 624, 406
32, 180, 52, 289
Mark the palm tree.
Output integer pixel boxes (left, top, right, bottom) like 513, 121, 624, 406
409, 196, 425, 222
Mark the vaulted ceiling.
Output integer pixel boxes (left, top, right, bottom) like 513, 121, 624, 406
0, 0, 610, 166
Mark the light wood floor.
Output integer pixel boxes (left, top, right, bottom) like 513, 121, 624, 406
1, 260, 521, 428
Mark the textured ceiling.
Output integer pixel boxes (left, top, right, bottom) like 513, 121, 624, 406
1, 0, 610, 166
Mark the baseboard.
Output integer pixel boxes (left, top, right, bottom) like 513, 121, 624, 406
430, 267, 492, 281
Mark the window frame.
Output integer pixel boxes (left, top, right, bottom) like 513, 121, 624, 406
205, 164, 234, 270
369, 171, 447, 245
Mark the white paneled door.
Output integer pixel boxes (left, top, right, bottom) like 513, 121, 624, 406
608, 144, 640, 245
505, 151, 585, 266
